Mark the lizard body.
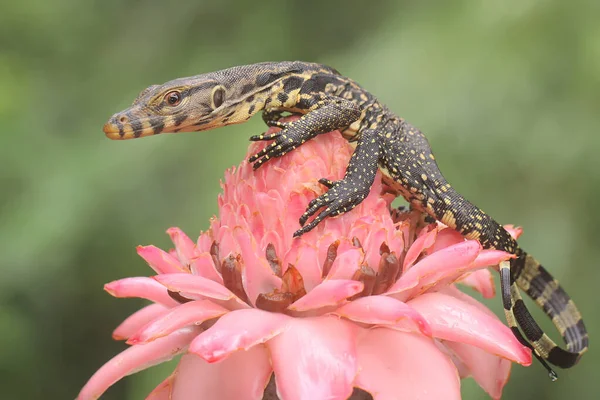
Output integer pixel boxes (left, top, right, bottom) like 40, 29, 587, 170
103, 61, 588, 377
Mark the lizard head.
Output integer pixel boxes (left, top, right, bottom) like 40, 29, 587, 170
103, 75, 254, 140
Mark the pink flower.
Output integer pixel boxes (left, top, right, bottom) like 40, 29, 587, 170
78, 120, 531, 400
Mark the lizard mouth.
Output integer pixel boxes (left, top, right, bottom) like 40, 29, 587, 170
103, 114, 163, 140
102, 121, 149, 139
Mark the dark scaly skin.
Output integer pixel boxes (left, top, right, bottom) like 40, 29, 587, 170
103, 61, 588, 377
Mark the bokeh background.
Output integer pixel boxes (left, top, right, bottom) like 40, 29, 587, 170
1, 0, 598, 399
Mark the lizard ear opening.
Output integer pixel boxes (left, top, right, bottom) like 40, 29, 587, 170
211, 85, 226, 109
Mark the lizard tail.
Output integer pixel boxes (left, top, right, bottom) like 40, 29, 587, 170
499, 252, 588, 377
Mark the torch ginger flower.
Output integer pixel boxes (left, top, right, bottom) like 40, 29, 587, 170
78, 120, 532, 400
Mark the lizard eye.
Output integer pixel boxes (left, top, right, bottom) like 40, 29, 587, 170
165, 91, 182, 106
211, 86, 226, 109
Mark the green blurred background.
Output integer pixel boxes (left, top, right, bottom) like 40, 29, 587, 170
1, 0, 598, 399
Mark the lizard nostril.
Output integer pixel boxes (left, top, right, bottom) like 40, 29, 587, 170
118, 115, 128, 124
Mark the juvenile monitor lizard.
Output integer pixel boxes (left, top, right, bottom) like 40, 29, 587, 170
103, 61, 588, 378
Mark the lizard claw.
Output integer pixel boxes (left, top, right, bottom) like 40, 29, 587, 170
318, 178, 335, 188
295, 178, 370, 236
248, 141, 279, 163
248, 129, 301, 169
264, 120, 287, 128
294, 206, 335, 237
249, 131, 282, 141
261, 109, 289, 128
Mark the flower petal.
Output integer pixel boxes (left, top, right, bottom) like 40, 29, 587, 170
269, 316, 357, 400
171, 350, 272, 400
444, 340, 511, 400
504, 224, 523, 240
471, 249, 514, 269
104, 277, 180, 308
333, 295, 431, 336
407, 292, 531, 365
429, 227, 463, 253
403, 226, 437, 271
354, 328, 461, 400
387, 240, 481, 300
233, 226, 282, 306
167, 227, 197, 266
290, 240, 322, 291
189, 308, 290, 362
190, 252, 224, 284
457, 269, 496, 298
196, 231, 213, 253
137, 245, 187, 274
128, 300, 229, 344
153, 273, 249, 310
113, 303, 169, 340
77, 327, 200, 400
145, 374, 175, 400
432, 250, 511, 297
288, 279, 364, 312
327, 239, 365, 280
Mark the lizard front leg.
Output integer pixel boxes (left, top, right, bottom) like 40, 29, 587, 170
248, 98, 361, 169
294, 129, 381, 237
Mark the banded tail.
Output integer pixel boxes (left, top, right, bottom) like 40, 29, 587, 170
423, 181, 589, 378
500, 251, 588, 378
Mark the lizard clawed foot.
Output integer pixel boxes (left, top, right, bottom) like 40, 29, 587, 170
248, 126, 305, 170
294, 177, 369, 237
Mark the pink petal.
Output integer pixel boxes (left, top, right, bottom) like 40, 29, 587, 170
354, 328, 461, 400
255, 191, 284, 232
333, 295, 431, 336
104, 277, 180, 308
233, 226, 282, 306
403, 226, 438, 271
269, 316, 357, 400
452, 250, 512, 298
171, 350, 272, 400
167, 227, 197, 266
444, 340, 511, 400
113, 303, 169, 340
504, 224, 523, 240
145, 374, 174, 400
457, 269, 496, 298
196, 231, 213, 253
77, 327, 200, 400
426, 249, 512, 296
471, 249, 514, 269
327, 240, 365, 280
189, 308, 290, 362
289, 240, 322, 291
137, 245, 187, 274
260, 230, 284, 264
128, 300, 229, 344
407, 292, 531, 365
153, 273, 249, 310
429, 227, 463, 253
387, 240, 482, 300
357, 225, 386, 270
441, 285, 498, 318
216, 225, 240, 259
190, 252, 224, 284
288, 279, 364, 312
